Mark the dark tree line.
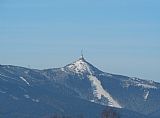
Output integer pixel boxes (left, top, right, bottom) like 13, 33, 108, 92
51, 108, 120, 118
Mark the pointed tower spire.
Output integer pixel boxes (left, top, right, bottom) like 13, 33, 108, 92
80, 49, 85, 60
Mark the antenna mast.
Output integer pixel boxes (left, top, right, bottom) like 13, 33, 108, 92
81, 49, 84, 59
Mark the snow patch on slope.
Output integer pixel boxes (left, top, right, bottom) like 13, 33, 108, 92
10, 94, 19, 100
144, 91, 149, 101
32, 98, 40, 103
24, 94, 40, 103
24, 94, 30, 99
0, 73, 21, 82
20, 77, 30, 86
0, 73, 10, 79
0, 89, 6, 94
61, 68, 65, 72
123, 78, 157, 89
88, 75, 122, 108
137, 83, 156, 89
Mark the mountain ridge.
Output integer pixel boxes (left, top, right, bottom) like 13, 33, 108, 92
0, 58, 160, 118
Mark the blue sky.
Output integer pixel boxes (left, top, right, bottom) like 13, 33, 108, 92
0, 0, 160, 81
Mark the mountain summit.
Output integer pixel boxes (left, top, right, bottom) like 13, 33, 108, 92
64, 57, 102, 75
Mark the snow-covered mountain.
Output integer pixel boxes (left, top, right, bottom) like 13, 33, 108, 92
0, 57, 160, 118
